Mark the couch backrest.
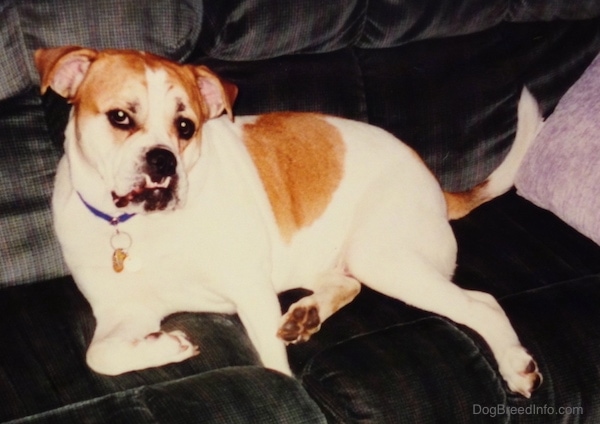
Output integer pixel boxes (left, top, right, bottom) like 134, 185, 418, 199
2, 0, 600, 287
197, 0, 600, 60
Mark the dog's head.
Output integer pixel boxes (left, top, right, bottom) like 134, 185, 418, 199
35, 47, 237, 213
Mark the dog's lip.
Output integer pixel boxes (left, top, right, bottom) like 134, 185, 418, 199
112, 189, 139, 208
111, 174, 174, 208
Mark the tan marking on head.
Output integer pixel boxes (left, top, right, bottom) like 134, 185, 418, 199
34, 47, 237, 134
73, 51, 147, 128
243, 113, 346, 242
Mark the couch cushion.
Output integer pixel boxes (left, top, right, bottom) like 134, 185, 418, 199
299, 276, 600, 423
508, 0, 600, 21
198, 0, 364, 59
0, 277, 263, 422
0, 92, 67, 285
357, 33, 521, 190
301, 318, 506, 423
0, 3, 29, 102
359, 0, 506, 49
5, 367, 326, 424
495, 275, 600, 423
197, 0, 600, 59
360, 1, 600, 49
363, 20, 600, 190
198, 0, 509, 57
197, 49, 369, 120
0, 0, 202, 102
451, 191, 600, 297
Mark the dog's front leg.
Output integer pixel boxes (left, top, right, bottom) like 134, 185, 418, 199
86, 307, 198, 376
278, 272, 361, 344
236, 291, 292, 376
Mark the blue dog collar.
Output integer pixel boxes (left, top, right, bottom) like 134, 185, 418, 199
77, 192, 136, 226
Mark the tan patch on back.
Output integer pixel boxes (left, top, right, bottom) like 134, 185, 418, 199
243, 113, 346, 242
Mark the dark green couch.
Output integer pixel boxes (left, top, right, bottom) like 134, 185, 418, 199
2, 1, 600, 422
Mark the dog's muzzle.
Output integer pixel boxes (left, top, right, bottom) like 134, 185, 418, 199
112, 147, 180, 212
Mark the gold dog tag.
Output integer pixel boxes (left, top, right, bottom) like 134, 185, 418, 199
112, 248, 128, 273
110, 230, 132, 273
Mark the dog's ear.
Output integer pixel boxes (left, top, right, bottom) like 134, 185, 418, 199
34, 46, 98, 100
193, 66, 238, 121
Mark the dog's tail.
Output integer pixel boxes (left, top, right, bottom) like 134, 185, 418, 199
444, 87, 544, 220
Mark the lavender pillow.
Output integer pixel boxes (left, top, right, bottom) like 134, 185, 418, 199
516, 52, 600, 245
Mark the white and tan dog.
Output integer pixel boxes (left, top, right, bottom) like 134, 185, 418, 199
36, 47, 543, 397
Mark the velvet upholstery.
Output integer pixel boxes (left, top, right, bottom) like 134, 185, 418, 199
2, 1, 600, 422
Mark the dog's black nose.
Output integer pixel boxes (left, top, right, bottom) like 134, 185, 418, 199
146, 148, 176, 180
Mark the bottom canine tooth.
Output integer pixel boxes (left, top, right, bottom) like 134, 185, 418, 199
158, 176, 171, 188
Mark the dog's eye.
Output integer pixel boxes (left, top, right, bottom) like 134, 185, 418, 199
176, 117, 196, 140
107, 110, 134, 130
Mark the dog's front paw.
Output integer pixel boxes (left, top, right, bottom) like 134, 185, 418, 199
87, 330, 199, 375
277, 303, 321, 344
145, 330, 200, 358
498, 346, 543, 398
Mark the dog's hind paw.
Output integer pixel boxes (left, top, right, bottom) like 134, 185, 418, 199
277, 303, 321, 344
499, 346, 543, 398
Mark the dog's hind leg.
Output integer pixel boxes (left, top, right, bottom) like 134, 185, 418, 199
277, 272, 361, 344
345, 239, 542, 398
85, 308, 198, 375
